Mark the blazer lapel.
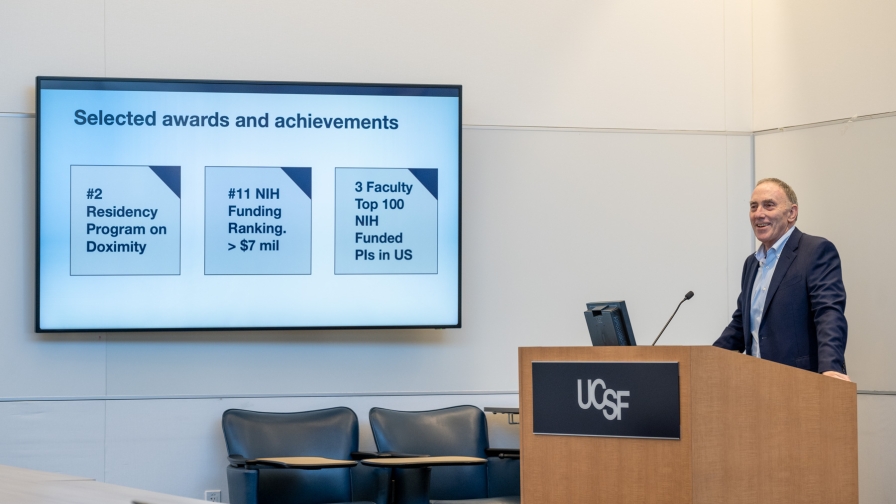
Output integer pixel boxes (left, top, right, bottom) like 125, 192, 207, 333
760, 227, 802, 324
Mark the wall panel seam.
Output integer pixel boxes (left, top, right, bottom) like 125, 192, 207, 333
0, 390, 520, 402
9, 110, 895, 134
6, 113, 895, 135
721, 0, 727, 132
0, 389, 886, 402
463, 124, 752, 136
1, 113, 748, 135
754, 110, 896, 135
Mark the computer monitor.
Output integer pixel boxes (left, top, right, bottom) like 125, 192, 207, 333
584, 301, 636, 346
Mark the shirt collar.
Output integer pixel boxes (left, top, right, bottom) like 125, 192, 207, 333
755, 226, 795, 262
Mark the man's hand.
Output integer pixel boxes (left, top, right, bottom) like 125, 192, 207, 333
823, 371, 851, 382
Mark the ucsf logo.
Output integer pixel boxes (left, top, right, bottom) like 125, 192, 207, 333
577, 379, 630, 420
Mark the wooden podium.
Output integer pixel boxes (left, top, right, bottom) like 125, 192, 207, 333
519, 346, 858, 504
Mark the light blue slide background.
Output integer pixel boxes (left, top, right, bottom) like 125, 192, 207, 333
334, 168, 438, 274
39, 87, 459, 329
70, 165, 181, 275
205, 166, 311, 275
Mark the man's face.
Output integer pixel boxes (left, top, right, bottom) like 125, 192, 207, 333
750, 182, 798, 250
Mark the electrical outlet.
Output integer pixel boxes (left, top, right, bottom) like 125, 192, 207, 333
204, 490, 222, 502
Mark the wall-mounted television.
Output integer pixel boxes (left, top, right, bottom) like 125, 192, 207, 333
36, 77, 461, 331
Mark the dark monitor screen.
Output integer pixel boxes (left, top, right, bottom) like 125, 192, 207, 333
584, 300, 636, 346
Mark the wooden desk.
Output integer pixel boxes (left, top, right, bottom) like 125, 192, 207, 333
0, 465, 93, 484
0, 465, 206, 504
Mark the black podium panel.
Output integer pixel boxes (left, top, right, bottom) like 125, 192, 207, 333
532, 361, 680, 439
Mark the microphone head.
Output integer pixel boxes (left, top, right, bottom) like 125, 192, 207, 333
684, 291, 694, 300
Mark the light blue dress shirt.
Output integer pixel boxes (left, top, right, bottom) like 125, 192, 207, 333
749, 226, 796, 358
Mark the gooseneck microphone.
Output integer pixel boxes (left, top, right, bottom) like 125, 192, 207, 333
651, 291, 695, 346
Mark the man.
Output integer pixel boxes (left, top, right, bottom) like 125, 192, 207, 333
714, 178, 849, 381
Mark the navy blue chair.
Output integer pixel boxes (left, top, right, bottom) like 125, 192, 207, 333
368, 406, 520, 504
223, 408, 386, 504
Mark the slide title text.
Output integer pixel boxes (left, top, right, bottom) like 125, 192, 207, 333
73, 110, 400, 130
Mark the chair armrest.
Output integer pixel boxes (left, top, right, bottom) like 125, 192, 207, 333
228, 454, 249, 467
485, 448, 520, 460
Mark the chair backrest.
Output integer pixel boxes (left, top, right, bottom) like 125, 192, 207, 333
222, 408, 358, 504
369, 405, 489, 500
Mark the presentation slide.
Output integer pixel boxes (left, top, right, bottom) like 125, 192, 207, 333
38, 78, 460, 331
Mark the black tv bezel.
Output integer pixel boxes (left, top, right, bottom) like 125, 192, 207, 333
35, 76, 462, 333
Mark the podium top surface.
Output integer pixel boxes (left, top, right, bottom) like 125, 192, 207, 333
523, 345, 849, 380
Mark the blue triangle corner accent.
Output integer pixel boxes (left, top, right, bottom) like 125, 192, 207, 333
281, 167, 312, 198
148, 166, 181, 198
408, 168, 438, 199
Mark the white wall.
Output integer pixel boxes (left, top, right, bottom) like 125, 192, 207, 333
0, 0, 757, 501
753, 0, 896, 130
755, 118, 896, 502
2, 0, 754, 132
755, 117, 896, 391
753, 2, 896, 502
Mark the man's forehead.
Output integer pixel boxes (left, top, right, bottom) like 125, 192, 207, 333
751, 183, 787, 203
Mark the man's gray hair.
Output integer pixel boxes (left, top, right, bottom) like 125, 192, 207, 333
757, 177, 798, 206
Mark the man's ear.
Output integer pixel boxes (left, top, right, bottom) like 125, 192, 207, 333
789, 204, 799, 224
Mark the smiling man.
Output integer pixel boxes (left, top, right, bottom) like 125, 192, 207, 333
714, 178, 850, 381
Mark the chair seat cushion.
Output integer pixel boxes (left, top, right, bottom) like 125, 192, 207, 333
431, 497, 520, 504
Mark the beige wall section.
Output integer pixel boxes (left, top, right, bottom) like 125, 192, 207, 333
755, 116, 896, 391
103, 0, 727, 130
726, 136, 755, 315
102, 393, 520, 502
756, 115, 896, 502
752, 5, 896, 503
103, 128, 732, 397
0, 0, 106, 113
0, 0, 758, 500
753, 0, 896, 130
0, 400, 106, 480
724, 0, 753, 132
0, 0, 753, 400
1, 0, 749, 132
0, 118, 107, 398
0, 393, 520, 500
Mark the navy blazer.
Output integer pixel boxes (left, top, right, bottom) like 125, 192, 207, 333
714, 227, 847, 374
